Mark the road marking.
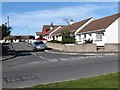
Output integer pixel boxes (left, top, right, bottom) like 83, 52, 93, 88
38, 56, 50, 61
50, 59, 58, 61
45, 50, 78, 55
38, 56, 45, 59
31, 52, 36, 56
3, 75, 39, 83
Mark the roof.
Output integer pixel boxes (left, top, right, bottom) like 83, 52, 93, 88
43, 26, 59, 36
4, 35, 35, 40
79, 13, 120, 33
36, 32, 42, 36
51, 18, 92, 36
43, 25, 61, 31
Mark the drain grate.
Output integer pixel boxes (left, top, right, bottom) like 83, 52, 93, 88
3, 74, 39, 83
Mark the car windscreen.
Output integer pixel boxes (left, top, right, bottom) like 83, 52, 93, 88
34, 41, 44, 45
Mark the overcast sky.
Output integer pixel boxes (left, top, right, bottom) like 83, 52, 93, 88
2, 2, 118, 35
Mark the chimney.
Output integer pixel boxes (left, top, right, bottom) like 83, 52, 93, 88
69, 19, 75, 25
50, 22, 54, 30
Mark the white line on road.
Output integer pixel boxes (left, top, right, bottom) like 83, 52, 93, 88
38, 56, 50, 61
31, 52, 36, 56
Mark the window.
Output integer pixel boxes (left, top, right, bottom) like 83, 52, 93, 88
34, 41, 44, 45
96, 33, 103, 41
79, 35, 81, 41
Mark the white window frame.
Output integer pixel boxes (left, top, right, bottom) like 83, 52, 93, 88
96, 33, 103, 41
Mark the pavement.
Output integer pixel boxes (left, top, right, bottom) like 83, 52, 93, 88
1, 43, 16, 61
45, 48, 119, 56
25, 42, 119, 56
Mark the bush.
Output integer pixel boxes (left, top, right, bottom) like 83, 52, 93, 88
61, 30, 76, 44
84, 39, 93, 44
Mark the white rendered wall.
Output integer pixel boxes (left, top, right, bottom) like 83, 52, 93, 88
35, 34, 39, 39
57, 36, 62, 41
76, 32, 105, 46
105, 18, 119, 44
75, 34, 85, 44
92, 32, 105, 46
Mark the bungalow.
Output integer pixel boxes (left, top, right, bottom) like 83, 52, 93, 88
42, 24, 60, 35
35, 32, 42, 39
3, 35, 35, 43
50, 18, 94, 41
43, 26, 63, 41
77, 13, 120, 46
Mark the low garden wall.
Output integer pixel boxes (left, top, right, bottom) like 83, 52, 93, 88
46, 42, 97, 52
46, 42, 120, 52
105, 44, 120, 52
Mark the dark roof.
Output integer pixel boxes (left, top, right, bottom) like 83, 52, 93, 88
4, 35, 35, 40
4, 35, 16, 40
36, 32, 42, 36
43, 25, 61, 31
43, 27, 59, 36
79, 13, 120, 33
51, 18, 92, 36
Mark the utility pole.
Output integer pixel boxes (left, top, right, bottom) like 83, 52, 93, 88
7, 16, 9, 28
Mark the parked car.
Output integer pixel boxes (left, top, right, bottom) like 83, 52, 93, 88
32, 41, 47, 51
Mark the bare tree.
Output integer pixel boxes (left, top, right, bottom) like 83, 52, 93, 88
63, 18, 70, 25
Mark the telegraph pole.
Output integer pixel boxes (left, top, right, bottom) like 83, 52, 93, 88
7, 16, 9, 28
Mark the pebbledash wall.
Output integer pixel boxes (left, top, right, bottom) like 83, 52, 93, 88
46, 42, 119, 52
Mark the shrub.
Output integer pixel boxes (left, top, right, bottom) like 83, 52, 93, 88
84, 39, 93, 44
61, 30, 76, 44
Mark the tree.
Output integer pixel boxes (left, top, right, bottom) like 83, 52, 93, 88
61, 30, 76, 44
62, 18, 76, 44
1, 23, 12, 39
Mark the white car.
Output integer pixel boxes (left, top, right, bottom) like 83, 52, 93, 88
32, 41, 47, 51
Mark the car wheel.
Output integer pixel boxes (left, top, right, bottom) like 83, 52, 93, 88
33, 48, 37, 51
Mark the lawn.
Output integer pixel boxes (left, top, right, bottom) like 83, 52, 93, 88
31, 72, 119, 88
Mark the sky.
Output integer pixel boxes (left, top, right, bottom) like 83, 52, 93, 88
2, 2, 118, 35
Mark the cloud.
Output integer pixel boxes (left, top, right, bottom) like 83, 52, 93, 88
2, 3, 117, 35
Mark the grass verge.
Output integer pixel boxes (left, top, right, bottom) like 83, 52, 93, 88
31, 72, 119, 88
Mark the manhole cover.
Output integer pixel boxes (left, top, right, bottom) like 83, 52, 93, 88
3, 74, 39, 83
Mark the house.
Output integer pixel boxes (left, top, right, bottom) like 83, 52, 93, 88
43, 26, 61, 41
50, 18, 94, 41
42, 23, 65, 41
42, 24, 60, 35
35, 32, 42, 39
77, 13, 120, 46
3, 35, 35, 43
43, 25, 67, 41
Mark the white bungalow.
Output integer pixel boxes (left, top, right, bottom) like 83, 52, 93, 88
43, 26, 62, 41
35, 32, 42, 39
51, 18, 94, 41
77, 13, 119, 46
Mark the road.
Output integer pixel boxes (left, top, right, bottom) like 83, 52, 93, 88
2, 42, 118, 88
